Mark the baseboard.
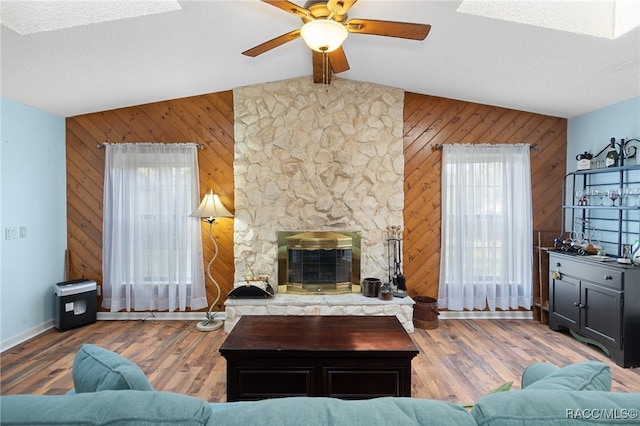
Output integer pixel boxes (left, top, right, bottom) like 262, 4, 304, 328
439, 311, 533, 320
0, 319, 54, 353
97, 312, 227, 321
97, 311, 531, 320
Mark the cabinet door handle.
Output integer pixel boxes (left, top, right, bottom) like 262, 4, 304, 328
604, 275, 613, 280
573, 302, 584, 308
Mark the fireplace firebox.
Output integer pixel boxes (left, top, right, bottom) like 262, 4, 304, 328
277, 231, 361, 294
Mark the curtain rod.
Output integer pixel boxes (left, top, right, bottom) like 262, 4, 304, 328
432, 143, 539, 151
96, 142, 204, 149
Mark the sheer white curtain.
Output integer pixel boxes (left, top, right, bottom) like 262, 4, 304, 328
438, 144, 533, 311
102, 143, 207, 312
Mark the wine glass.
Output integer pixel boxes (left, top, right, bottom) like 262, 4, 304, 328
598, 189, 606, 205
607, 188, 619, 206
575, 189, 583, 205
591, 189, 606, 206
583, 190, 590, 206
620, 188, 630, 206
630, 187, 640, 207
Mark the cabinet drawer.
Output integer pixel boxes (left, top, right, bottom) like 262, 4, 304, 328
324, 368, 402, 399
236, 368, 313, 399
550, 255, 622, 290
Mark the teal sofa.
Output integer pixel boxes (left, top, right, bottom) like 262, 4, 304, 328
1, 344, 638, 425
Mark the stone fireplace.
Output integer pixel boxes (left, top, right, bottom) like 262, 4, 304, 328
232, 77, 405, 283
278, 231, 361, 294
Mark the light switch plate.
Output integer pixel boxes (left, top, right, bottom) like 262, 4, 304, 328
5, 227, 18, 240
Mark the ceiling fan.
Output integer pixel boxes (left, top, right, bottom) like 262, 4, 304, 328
242, 0, 431, 84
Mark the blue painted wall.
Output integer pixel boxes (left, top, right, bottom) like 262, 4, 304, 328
1, 97, 67, 350
567, 96, 640, 172
565, 97, 640, 255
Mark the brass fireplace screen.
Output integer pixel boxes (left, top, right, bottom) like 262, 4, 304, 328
277, 231, 361, 294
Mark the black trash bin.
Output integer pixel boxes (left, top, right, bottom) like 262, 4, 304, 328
54, 279, 97, 331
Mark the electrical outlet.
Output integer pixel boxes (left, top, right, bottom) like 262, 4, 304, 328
19, 226, 27, 238
97, 285, 101, 296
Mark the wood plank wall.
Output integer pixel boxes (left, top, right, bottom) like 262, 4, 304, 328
66, 93, 235, 312
403, 93, 567, 300
66, 89, 566, 312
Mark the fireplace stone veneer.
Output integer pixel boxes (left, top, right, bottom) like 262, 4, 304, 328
224, 294, 415, 333
233, 78, 405, 285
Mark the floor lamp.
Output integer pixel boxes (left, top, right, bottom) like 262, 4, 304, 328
190, 190, 233, 332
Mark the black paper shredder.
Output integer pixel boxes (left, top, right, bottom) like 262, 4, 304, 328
54, 279, 97, 331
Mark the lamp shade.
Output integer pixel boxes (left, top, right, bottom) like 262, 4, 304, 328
300, 19, 348, 53
190, 190, 233, 219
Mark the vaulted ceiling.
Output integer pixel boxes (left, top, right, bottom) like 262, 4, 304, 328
1, 1, 638, 118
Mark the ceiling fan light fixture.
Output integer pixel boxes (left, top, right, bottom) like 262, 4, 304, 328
300, 19, 348, 53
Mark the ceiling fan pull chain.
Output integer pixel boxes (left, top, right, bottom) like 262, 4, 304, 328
325, 51, 328, 88
323, 51, 328, 90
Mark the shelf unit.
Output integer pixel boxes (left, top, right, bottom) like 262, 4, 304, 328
559, 164, 640, 257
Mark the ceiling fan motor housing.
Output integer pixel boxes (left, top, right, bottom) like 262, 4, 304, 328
304, 2, 348, 23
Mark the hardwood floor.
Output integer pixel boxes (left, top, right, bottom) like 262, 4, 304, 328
1, 319, 638, 404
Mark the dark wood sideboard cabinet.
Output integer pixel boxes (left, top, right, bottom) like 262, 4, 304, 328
548, 251, 640, 368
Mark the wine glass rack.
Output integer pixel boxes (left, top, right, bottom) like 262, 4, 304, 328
558, 164, 640, 258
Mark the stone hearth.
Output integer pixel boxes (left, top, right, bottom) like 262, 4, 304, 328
224, 294, 415, 333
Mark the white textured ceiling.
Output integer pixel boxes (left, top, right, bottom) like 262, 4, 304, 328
0, 0, 182, 34
1, 0, 639, 119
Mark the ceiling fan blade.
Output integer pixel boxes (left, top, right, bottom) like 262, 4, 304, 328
327, 0, 358, 16
261, 0, 310, 19
328, 46, 350, 73
346, 19, 431, 40
242, 29, 302, 57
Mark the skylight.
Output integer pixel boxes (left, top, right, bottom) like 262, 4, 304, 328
457, 0, 640, 39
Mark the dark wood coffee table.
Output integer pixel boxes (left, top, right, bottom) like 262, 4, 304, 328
219, 315, 419, 401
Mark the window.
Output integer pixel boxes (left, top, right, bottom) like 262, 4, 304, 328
438, 144, 533, 311
102, 143, 207, 312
